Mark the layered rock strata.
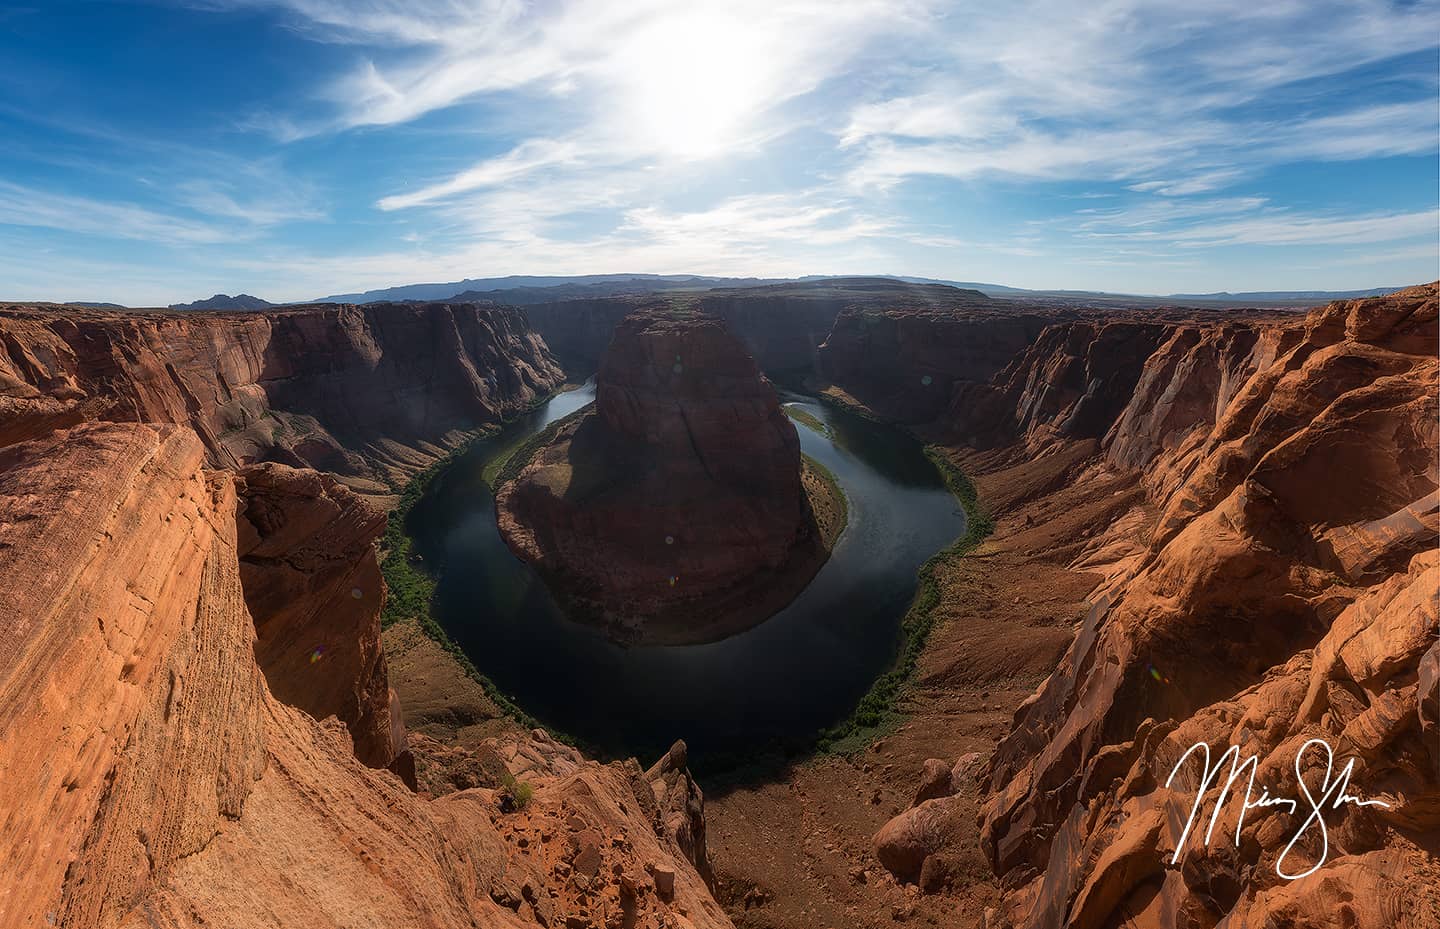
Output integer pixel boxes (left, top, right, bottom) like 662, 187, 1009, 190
520, 277, 974, 378
0, 302, 728, 929
497, 308, 827, 644
0, 301, 564, 489
0, 419, 730, 929
855, 285, 1439, 928
236, 462, 404, 772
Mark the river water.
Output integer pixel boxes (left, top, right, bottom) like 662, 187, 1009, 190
407, 382, 965, 768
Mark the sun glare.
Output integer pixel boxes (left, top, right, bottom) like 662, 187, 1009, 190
613, 12, 770, 159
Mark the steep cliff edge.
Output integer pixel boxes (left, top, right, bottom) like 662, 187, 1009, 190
496, 308, 830, 644
0, 301, 565, 489
519, 277, 967, 379
818, 300, 1054, 424
851, 285, 1439, 928
236, 463, 405, 772
0, 419, 732, 929
0, 303, 732, 929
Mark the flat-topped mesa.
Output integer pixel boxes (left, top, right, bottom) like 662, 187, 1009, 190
496, 307, 829, 645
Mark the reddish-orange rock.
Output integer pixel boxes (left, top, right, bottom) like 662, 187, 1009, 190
237, 462, 402, 770
971, 285, 1440, 928
853, 285, 1438, 928
0, 420, 732, 929
0, 301, 564, 488
497, 308, 827, 644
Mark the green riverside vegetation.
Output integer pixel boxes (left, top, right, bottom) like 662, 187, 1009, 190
482, 405, 591, 490
377, 382, 989, 772
784, 404, 832, 438
800, 451, 848, 545
378, 392, 581, 746
811, 400, 994, 756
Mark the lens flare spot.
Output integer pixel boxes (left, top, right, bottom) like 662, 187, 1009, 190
309, 645, 326, 664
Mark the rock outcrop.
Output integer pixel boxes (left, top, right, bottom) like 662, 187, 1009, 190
0, 301, 730, 929
0, 301, 564, 489
236, 462, 404, 772
496, 307, 828, 644
861, 285, 1439, 928
171, 293, 273, 311
0, 418, 731, 929
819, 298, 1053, 424
521, 277, 959, 379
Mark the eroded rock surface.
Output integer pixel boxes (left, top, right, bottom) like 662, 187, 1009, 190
497, 308, 827, 644
236, 462, 403, 771
0, 301, 564, 489
0, 304, 728, 929
859, 285, 1440, 928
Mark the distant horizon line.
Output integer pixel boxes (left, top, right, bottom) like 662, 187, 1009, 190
16, 272, 1426, 310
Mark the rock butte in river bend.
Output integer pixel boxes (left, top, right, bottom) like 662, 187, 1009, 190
0, 279, 1435, 929
495, 306, 829, 644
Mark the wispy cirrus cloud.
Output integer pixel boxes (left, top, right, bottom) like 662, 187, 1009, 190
0, 181, 237, 244
839, 1, 1440, 192
0, 0, 1435, 303
1165, 209, 1438, 248
377, 138, 582, 210
220, 0, 924, 141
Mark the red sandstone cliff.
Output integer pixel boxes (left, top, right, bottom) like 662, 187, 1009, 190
0, 302, 730, 929
496, 308, 826, 644
854, 285, 1439, 927
0, 301, 564, 489
5, 281, 1435, 928
520, 277, 957, 379
818, 299, 1054, 424
236, 462, 405, 772
0, 420, 731, 929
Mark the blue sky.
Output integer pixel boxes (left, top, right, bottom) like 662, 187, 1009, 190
1, 0, 1436, 305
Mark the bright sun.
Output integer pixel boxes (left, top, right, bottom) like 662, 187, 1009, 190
613, 12, 771, 159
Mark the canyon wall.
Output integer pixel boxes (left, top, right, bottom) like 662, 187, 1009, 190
521, 278, 971, 379
522, 294, 841, 377
236, 462, 405, 772
0, 302, 565, 488
844, 286, 1439, 928
694, 292, 850, 373
819, 303, 1055, 425
0, 303, 730, 929
518, 298, 640, 374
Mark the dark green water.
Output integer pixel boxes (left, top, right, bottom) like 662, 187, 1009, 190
407, 383, 964, 767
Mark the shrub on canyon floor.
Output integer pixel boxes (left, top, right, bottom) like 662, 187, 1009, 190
498, 773, 535, 812
784, 404, 831, 438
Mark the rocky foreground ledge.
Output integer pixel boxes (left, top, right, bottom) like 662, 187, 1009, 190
496, 307, 833, 645
836, 284, 1439, 928
1, 283, 1435, 929
0, 304, 731, 929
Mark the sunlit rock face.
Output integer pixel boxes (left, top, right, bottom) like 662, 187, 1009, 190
496, 307, 826, 645
857, 284, 1439, 929
0, 301, 565, 489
